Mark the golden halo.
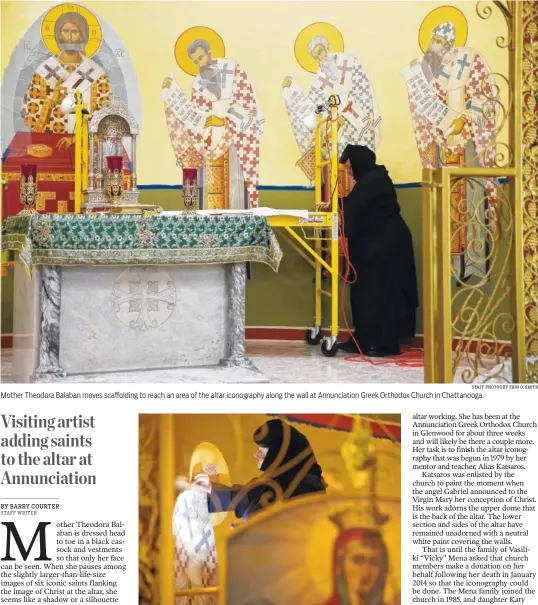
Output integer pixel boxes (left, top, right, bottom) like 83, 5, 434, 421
175, 26, 225, 76
41, 3, 102, 59
295, 22, 344, 74
418, 5, 468, 54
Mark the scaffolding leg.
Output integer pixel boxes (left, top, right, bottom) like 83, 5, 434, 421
306, 231, 323, 346
315, 231, 322, 327
331, 229, 339, 340
321, 216, 339, 357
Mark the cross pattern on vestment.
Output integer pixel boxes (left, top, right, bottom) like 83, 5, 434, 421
436, 65, 451, 80
218, 64, 235, 88
456, 54, 471, 80
318, 75, 334, 91
241, 90, 255, 105
182, 499, 194, 540
338, 60, 352, 85
235, 77, 253, 99
228, 108, 243, 121
465, 99, 483, 114
343, 101, 359, 120
195, 528, 212, 553
72, 68, 96, 89
43, 64, 62, 81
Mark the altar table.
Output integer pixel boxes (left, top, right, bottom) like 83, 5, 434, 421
2, 213, 282, 382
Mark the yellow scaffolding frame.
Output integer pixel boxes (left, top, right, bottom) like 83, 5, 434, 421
73, 90, 89, 214
267, 97, 341, 357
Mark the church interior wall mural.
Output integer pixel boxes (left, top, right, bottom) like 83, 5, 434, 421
2, 1, 505, 186
1, 1, 536, 382
0, 2, 511, 197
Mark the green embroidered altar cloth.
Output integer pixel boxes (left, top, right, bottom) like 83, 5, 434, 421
2, 213, 282, 272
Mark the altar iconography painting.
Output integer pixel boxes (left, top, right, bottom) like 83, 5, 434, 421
401, 5, 500, 277
172, 442, 229, 605
226, 495, 401, 605
163, 26, 264, 209
282, 22, 381, 186
1, 2, 141, 150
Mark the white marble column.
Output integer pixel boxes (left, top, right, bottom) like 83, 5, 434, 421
33, 266, 66, 380
220, 263, 253, 368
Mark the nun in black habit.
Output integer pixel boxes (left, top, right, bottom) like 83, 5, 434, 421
194, 419, 326, 521
339, 145, 418, 357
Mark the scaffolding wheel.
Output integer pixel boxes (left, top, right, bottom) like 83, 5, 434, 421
305, 327, 322, 346
321, 338, 339, 357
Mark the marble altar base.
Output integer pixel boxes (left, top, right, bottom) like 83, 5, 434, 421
11, 262, 256, 383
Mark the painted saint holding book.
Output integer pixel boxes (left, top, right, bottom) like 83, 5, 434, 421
162, 27, 264, 209
401, 7, 498, 260
282, 22, 381, 187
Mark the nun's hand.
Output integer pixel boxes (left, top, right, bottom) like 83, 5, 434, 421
192, 472, 212, 493
202, 464, 219, 476
175, 475, 190, 492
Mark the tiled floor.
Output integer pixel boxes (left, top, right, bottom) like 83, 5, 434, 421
2, 341, 516, 384
249, 341, 426, 383
0, 341, 427, 384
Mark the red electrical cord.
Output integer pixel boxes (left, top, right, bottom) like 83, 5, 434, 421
338, 210, 423, 368
320, 123, 423, 369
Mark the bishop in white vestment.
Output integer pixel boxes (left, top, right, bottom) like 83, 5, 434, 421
402, 21, 498, 261
163, 39, 264, 208
401, 21, 497, 193
173, 486, 218, 605
283, 35, 381, 159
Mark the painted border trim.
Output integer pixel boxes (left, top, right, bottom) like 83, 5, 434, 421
137, 179, 507, 191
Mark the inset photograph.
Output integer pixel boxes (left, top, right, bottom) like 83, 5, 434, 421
139, 413, 401, 605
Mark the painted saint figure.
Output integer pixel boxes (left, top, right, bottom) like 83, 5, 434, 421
21, 11, 112, 133
321, 527, 389, 605
162, 31, 264, 208
172, 482, 218, 605
402, 20, 497, 170
283, 27, 381, 164
402, 14, 498, 257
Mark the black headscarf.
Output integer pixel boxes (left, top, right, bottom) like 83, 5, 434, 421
208, 419, 326, 520
340, 144, 377, 182
253, 418, 324, 492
